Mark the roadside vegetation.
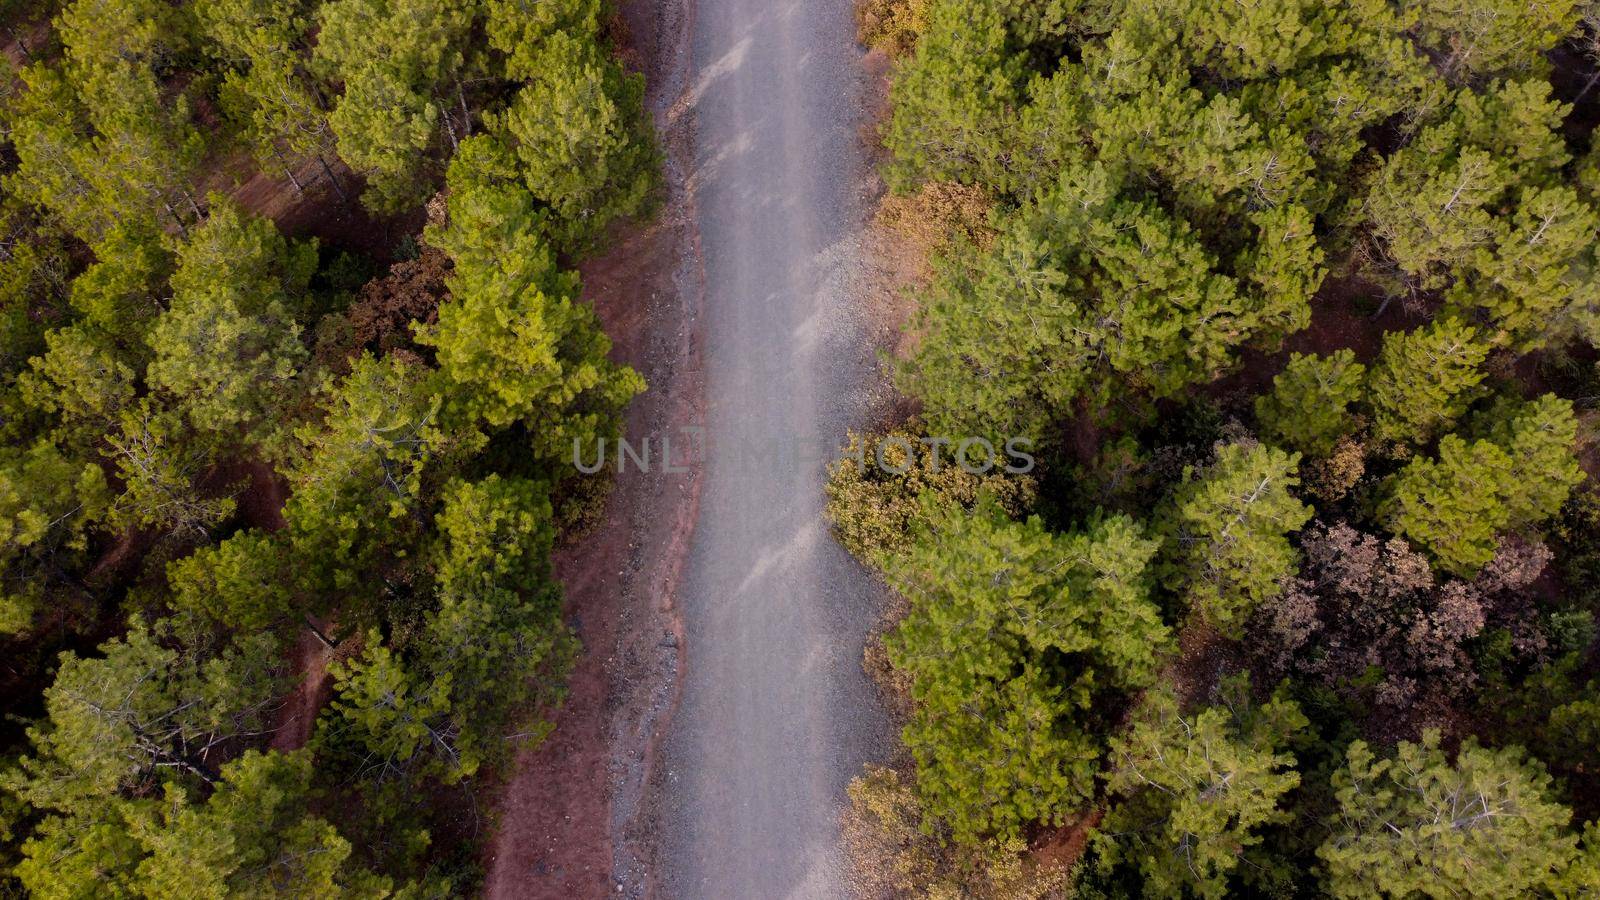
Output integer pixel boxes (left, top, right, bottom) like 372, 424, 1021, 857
839, 0, 1600, 895
0, 0, 657, 893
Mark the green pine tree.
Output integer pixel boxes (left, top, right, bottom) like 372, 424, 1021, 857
1255, 350, 1366, 456
145, 200, 317, 453
313, 0, 475, 211
1367, 319, 1489, 445
1158, 441, 1312, 636
882, 498, 1169, 842
420, 137, 644, 462
1383, 434, 1512, 575
493, 32, 659, 253
1319, 731, 1583, 898
1097, 675, 1308, 899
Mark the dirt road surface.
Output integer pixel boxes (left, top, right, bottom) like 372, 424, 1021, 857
654, 0, 893, 896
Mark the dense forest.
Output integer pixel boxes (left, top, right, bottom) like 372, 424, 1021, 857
837, 0, 1600, 896
0, 0, 656, 894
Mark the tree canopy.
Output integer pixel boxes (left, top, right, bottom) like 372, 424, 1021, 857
881, 498, 1169, 842
1097, 676, 1307, 899
1320, 731, 1586, 898
0, 0, 659, 890
839, 2, 1600, 892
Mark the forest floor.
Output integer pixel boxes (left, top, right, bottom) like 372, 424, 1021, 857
480, 0, 703, 896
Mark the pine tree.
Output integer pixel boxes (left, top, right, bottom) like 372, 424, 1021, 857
494, 32, 659, 253
12, 750, 390, 899
4, 66, 127, 241
1235, 13, 1431, 184
19, 322, 138, 440
901, 163, 1304, 443
1444, 79, 1571, 191
319, 636, 468, 783
895, 201, 1092, 444
1236, 204, 1324, 334
1165, 0, 1330, 81
421, 583, 566, 739
431, 474, 555, 592
882, 498, 1168, 842
10, 805, 144, 899
1048, 11, 1188, 185
1158, 441, 1312, 636
484, 0, 601, 58
1384, 394, 1581, 576
284, 353, 449, 595
125, 750, 390, 899
420, 139, 644, 463
56, 0, 205, 231
63, 221, 170, 340
5, 0, 205, 240
0, 202, 71, 374
195, 0, 345, 196
1404, 0, 1581, 83
1447, 184, 1600, 351
421, 476, 574, 771
1168, 100, 1322, 224
1097, 675, 1307, 899
146, 201, 317, 451
1554, 824, 1600, 897
0, 439, 108, 634
1364, 80, 1573, 302
165, 529, 294, 634
313, 0, 476, 212
1365, 142, 1511, 290
1319, 731, 1583, 898
1367, 319, 1489, 445
1255, 350, 1366, 456
882, 0, 1023, 191
4, 618, 283, 812
52, 0, 186, 71
1383, 434, 1512, 576
105, 400, 235, 540
1481, 394, 1585, 527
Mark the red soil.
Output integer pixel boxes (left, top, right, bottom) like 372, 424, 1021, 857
1031, 807, 1106, 875
269, 624, 335, 752
216, 149, 422, 262
1214, 273, 1426, 402
197, 460, 288, 532
1166, 621, 1241, 710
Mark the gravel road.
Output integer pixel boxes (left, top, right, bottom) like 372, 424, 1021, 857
654, 0, 893, 896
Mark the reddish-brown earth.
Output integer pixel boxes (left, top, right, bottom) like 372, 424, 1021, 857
209, 147, 422, 262
269, 625, 336, 752
1031, 807, 1107, 875
1211, 273, 1428, 403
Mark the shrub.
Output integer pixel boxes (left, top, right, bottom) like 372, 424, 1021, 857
842, 765, 1073, 900
857, 0, 931, 56
1249, 522, 1552, 723
876, 181, 995, 258
825, 428, 1035, 563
